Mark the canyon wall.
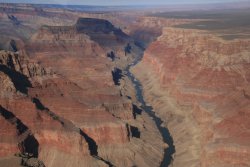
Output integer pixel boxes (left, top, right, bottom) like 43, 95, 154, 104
0, 10, 166, 166
0, 50, 103, 166
0, 23, 130, 166
133, 27, 250, 167
25, 18, 165, 167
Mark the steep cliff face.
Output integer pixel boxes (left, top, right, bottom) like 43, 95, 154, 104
0, 50, 99, 166
76, 18, 129, 47
0, 50, 50, 77
0, 16, 166, 166
0, 49, 135, 167
0, 4, 173, 164
133, 27, 250, 167
26, 18, 134, 125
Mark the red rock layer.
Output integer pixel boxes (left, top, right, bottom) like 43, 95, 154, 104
0, 56, 90, 160
0, 116, 19, 157
26, 22, 134, 122
0, 47, 131, 166
137, 27, 250, 167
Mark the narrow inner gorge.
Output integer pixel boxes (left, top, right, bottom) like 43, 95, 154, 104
124, 55, 176, 167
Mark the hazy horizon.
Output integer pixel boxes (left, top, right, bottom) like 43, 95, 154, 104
0, 0, 248, 6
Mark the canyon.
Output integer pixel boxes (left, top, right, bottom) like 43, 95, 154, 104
132, 25, 250, 167
0, 4, 165, 167
0, 3, 250, 167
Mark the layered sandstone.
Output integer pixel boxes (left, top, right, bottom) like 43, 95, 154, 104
133, 27, 250, 167
0, 50, 100, 166
0, 3, 182, 166
0, 11, 165, 166
0, 50, 128, 165
26, 18, 135, 124
25, 17, 166, 166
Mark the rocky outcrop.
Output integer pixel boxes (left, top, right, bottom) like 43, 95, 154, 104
0, 50, 51, 78
26, 18, 136, 125
0, 3, 172, 164
27, 16, 169, 166
0, 13, 162, 166
0, 71, 16, 98
133, 27, 250, 167
0, 50, 126, 166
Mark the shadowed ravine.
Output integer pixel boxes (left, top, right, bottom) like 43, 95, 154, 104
125, 55, 176, 167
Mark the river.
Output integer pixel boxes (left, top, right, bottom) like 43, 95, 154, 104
124, 55, 175, 167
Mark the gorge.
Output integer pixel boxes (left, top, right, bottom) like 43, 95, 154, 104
124, 55, 176, 167
0, 2, 250, 167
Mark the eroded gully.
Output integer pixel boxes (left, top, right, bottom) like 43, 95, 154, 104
124, 54, 176, 167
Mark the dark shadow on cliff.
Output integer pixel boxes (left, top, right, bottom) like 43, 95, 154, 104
31, 98, 114, 166
8, 14, 21, 25
132, 104, 142, 119
79, 129, 98, 156
0, 64, 31, 94
112, 68, 123, 86
32, 98, 63, 125
32, 98, 48, 111
130, 126, 141, 138
75, 18, 129, 48
124, 43, 132, 56
32, 98, 98, 156
93, 155, 115, 167
22, 135, 39, 158
107, 51, 116, 61
80, 129, 115, 167
0, 106, 39, 157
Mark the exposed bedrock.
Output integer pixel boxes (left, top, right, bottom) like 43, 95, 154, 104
0, 50, 115, 166
132, 27, 250, 167
0, 15, 166, 167
0, 106, 39, 157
